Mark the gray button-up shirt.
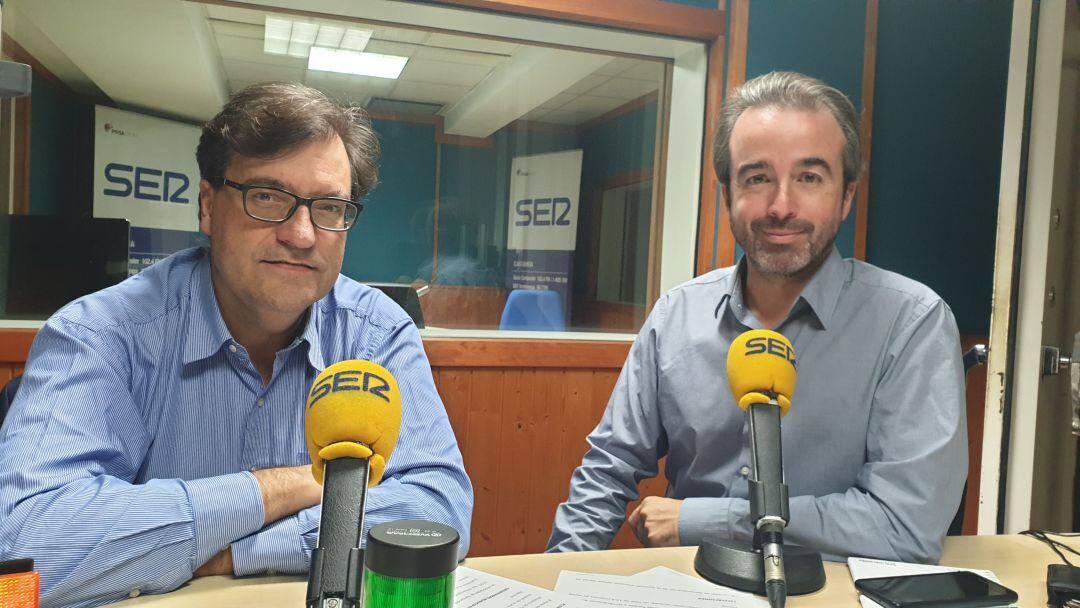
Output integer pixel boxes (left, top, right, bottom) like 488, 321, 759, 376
547, 248, 967, 563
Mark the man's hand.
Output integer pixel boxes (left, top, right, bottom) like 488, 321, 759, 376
193, 546, 233, 577
627, 497, 683, 548
252, 465, 323, 525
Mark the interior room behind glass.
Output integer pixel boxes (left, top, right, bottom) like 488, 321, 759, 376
0, 0, 669, 334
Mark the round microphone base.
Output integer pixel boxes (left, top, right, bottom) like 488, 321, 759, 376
694, 539, 825, 595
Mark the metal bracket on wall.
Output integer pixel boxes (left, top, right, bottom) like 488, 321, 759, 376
1043, 344, 1073, 377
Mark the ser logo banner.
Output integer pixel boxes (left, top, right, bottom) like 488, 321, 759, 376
514, 197, 572, 227
308, 370, 392, 406
103, 163, 190, 204
743, 336, 797, 368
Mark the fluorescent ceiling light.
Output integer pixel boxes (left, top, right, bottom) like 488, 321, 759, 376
308, 47, 408, 79
264, 16, 371, 58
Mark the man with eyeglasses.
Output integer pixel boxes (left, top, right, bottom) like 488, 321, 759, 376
0, 83, 473, 607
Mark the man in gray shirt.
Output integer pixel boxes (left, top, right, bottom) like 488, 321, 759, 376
547, 71, 967, 563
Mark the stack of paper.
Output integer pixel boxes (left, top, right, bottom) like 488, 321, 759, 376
454, 567, 587, 608
452, 565, 767, 608
847, 557, 1018, 608
555, 566, 768, 607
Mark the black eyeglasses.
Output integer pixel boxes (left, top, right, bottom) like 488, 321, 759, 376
215, 178, 363, 231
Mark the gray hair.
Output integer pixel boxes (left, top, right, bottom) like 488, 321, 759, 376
713, 71, 861, 189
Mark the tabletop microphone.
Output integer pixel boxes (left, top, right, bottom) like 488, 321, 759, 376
305, 360, 402, 608
694, 329, 824, 602
727, 329, 797, 608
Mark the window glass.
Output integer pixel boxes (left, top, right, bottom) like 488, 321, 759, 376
0, 0, 692, 335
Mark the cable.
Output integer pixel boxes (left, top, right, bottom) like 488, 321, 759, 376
1020, 529, 1080, 566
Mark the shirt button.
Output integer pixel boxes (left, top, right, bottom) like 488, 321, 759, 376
740, 466, 751, 477
129, 589, 141, 598
228, 344, 237, 353
257, 398, 265, 407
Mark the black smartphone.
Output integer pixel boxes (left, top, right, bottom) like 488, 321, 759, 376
854, 570, 1018, 608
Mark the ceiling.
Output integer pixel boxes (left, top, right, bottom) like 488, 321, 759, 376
3, 0, 665, 134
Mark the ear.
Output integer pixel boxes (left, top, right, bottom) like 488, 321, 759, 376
840, 181, 856, 221
198, 179, 216, 237
721, 183, 731, 211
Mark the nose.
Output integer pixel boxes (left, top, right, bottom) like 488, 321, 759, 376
767, 178, 797, 220
276, 205, 317, 249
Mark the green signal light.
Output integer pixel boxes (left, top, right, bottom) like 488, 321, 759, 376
363, 520, 459, 608
363, 569, 455, 608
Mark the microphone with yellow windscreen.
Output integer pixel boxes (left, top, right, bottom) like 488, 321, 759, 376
697, 330, 809, 607
305, 360, 403, 608
305, 360, 402, 488
727, 329, 798, 415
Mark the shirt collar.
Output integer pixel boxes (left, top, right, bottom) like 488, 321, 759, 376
713, 246, 846, 331
714, 257, 754, 328
181, 250, 328, 370
797, 246, 846, 330
182, 251, 235, 365
297, 305, 327, 373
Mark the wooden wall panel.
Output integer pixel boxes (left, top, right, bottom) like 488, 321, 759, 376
959, 335, 988, 535
428, 361, 665, 556
461, 368, 505, 555
421, 285, 507, 330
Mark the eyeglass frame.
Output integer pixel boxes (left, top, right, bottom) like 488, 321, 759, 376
213, 177, 364, 232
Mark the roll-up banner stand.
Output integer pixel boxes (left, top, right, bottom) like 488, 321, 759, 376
505, 150, 584, 325
93, 106, 202, 275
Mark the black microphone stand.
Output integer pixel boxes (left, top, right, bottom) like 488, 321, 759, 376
306, 456, 370, 608
694, 396, 825, 604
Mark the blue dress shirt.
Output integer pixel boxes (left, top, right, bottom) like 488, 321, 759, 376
0, 247, 473, 607
547, 248, 967, 563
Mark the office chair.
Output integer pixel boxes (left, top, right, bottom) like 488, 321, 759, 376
499, 289, 566, 331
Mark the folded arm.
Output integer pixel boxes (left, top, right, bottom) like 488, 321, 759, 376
229, 318, 475, 574
0, 319, 267, 607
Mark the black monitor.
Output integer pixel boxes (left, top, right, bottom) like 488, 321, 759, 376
0, 215, 130, 319
365, 283, 426, 329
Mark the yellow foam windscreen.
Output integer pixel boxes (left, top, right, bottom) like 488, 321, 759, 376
305, 360, 402, 487
726, 329, 798, 416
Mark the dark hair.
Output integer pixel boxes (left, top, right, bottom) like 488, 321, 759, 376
196, 82, 379, 212
713, 71, 861, 189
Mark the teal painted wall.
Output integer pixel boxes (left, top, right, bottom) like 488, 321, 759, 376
580, 103, 657, 183
577, 102, 658, 305
29, 73, 93, 217
342, 119, 437, 283
437, 143, 500, 286
867, 0, 1012, 335
663, 0, 719, 8
743, 0, 868, 259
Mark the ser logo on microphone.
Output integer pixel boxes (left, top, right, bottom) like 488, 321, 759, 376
743, 336, 797, 368
308, 370, 392, 406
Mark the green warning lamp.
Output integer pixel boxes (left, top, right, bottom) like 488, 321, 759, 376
363, 520, 459, 608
